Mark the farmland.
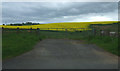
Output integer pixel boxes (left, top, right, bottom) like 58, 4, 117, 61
1, 21, 118, 31
2, 21, 119, 60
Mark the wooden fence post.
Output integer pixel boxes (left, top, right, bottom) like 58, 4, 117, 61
17, 27, 19, 33
100, 30, 102, 36
2, 27, 4, 30
56, 28, 58, 31
62, 28, 63, 31
1, 27, 4, 33
65, 29, 67, 32
30, 27, 32, 33
93, 28, 96, 36
116, 32, 118, 37
36, 28, 40, 35
106, 30, 110, 36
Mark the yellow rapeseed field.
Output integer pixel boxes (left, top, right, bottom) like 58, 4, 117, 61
0, 21, 118, 31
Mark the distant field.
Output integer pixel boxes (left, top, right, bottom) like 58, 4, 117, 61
1, 21, 118, 31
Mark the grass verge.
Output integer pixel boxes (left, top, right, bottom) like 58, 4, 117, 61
2, 31, 44, 60
84, 36, 118, 56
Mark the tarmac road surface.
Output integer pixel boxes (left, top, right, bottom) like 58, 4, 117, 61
3, 39, 118, 69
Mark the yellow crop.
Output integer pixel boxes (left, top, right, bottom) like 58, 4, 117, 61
0, 21, 118, 31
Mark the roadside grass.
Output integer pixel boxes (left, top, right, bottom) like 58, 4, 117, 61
84, 36, 118, 56
2, 31, 44, 60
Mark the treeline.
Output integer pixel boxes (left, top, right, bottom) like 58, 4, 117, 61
3, 22, 40, 26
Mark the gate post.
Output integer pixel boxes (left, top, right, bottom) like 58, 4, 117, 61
36, 28, 40, 34
65, 29, 67, 32
93, 28, 96, 36
30, 27, 32, 33
17, 27, 19, 33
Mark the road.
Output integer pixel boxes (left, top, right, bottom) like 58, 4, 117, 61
3, 39, 118, 69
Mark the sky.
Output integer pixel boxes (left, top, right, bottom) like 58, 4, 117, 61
2, 2, 118, 24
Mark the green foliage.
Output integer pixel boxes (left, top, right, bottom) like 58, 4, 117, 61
9, 22, 40, 26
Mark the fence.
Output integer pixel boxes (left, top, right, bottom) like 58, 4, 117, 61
92, 28, 119, 37
1, 27, 88, 32
1, 27, 119, 37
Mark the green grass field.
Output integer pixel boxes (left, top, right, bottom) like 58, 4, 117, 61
2, 30, 45, 60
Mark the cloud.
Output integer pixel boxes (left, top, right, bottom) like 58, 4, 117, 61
71, 10, 118, 22
2, 2, 118, 24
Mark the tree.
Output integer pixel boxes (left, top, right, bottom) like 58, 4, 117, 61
25, 22, 33, 25
22, 23, 25, 25
10, 24, 13, 26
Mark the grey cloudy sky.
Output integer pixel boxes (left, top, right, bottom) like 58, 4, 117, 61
2, 2, 118, 24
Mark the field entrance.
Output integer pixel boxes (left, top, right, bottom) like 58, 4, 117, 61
3, 38, 118, 69
2, 25, 119, 69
